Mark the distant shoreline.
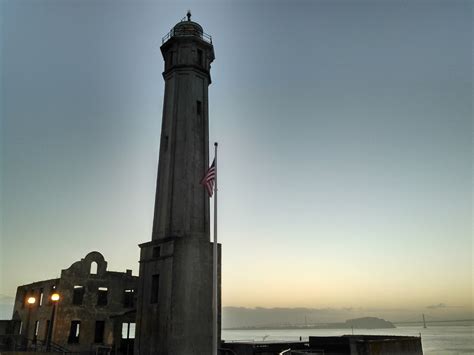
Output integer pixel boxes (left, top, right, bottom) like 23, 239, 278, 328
223, 326, 391, 330
224, 318, 474, 330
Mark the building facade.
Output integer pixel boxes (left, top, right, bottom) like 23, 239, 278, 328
12, 251, 138, 354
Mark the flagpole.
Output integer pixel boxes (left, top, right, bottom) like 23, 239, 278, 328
212, 142, 218, 355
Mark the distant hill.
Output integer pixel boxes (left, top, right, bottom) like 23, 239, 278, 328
224, 316, 396, 330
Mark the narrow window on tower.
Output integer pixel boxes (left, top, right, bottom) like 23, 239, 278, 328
97, 287, 108, 306
197, 49, 203, 66
94, 321, 105, 343
68, 321, 80, 344
39, 289, 44, 307
73, 286, 84, 305
152, 246, 161, 258
151, 274, 159, 304
196, 101, 202, 116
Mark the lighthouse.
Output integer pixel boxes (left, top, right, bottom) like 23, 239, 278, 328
135, 13, 220, 355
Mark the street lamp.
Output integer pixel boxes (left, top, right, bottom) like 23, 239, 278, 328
46, 292, 60, 351
23, 296, 36, 349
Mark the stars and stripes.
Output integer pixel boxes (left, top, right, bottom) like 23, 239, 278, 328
201, 159, 216, 197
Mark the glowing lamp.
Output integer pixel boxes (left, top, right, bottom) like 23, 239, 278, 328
51, 293, 60, 302
27, 297, 36, 305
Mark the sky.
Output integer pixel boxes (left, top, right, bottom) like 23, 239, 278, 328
0, 0, 472, 323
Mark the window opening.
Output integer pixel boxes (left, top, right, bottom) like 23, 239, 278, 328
151, 275, 159, 304
121, 323, 128, 339
90, 261, 98, 274
121, 322, 136, 339
39, 289, 44, 306
128, 323, 136, 339
68, 321, 80, 343
94, 321, 105, 343
196, 101, 202, 116
97, 287, 108, 306
34, 320, 39, 336
197, 49, 203, 66
152, 246, 161, 258
123, 289, 135, 308
73, 285, 84, 305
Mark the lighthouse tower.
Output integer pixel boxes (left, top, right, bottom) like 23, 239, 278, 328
135, 13, 220, 355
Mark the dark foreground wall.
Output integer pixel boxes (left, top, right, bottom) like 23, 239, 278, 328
353, 335, 423, 355
310, 335, 423, 355
224, 335, 423, 355
221, 341, 310, 355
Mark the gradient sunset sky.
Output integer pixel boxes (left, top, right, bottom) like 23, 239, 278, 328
1, 0, 472, 320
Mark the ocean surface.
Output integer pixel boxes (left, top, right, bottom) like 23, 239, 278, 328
222, 321, 473, 354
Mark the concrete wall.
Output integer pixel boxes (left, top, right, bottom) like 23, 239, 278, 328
151, 34, 214, 243
135, 238, 221, 355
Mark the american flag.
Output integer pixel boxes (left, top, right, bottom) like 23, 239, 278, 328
201, 159, 216, 197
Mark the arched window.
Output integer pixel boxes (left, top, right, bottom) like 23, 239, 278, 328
90, 261, 98, 275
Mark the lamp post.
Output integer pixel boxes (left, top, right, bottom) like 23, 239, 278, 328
23, 296, 36, 349
46, 292, 60, 351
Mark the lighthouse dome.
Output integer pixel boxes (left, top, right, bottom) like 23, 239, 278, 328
173, 20, 204, 37
161, 12, 212, 45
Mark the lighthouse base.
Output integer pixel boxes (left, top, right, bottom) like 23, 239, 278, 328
135, 236, 221, 355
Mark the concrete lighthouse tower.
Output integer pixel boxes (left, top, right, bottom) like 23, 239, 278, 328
135, 13, 220, 355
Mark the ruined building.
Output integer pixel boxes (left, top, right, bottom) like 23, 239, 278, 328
11, 252, 138, 354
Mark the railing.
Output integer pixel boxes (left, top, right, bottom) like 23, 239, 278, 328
0, 334, 72, 353
162, 28, 212, 44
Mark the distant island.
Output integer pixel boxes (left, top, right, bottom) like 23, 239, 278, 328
224, 317, 396, 330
